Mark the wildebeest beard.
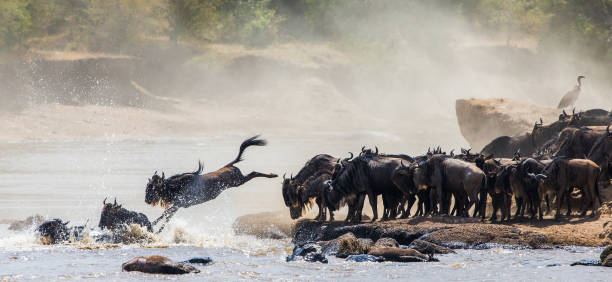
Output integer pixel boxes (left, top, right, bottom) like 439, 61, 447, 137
326, 158, 369, 211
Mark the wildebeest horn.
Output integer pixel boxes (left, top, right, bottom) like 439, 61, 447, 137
161, 172, 165, 179
450, 149, 455, 157
427, 147, 431, 153
572, 108, 575, 115
114, 198, 117, 205
539, 118, 543, 125
400, 161, 406, 168
103, 197, 107, 205
374, 146, 379, 155
361, 146, 366, 152
63, 221, 70, 226
466, 148, 471, 155
347, 152, 354, 160
562, 109, 567, 116
154, 170, 158, 175
290, 173, 293, 179
283, 173, 286, 180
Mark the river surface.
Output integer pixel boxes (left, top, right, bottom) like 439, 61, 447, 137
0, 134, 610, 281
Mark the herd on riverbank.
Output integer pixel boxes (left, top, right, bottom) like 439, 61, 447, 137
282, 109, 612, 224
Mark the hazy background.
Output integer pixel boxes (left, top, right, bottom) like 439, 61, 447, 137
0, 0, 611, 221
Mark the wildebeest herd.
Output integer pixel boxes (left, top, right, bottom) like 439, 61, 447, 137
282, 109, 612, 223
31, 109, 612, 244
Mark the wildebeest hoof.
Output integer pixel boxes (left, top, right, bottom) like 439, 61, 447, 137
122, 256, 200, 274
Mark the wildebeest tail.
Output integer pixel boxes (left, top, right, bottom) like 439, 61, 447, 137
225, 135, 267, 167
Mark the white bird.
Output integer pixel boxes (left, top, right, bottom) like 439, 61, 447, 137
557, 75, 585, 109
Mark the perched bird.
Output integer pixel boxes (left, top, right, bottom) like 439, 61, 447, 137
557, 75, 585, 109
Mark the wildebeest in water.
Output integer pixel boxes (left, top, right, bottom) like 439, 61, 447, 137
98, 197, 153, 232
145, 135, 278, 233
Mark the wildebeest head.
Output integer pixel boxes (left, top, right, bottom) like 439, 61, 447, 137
281, 173, 305, 219
145, 171, 165, 207
99, 197, 123, 229
391, 161, 418, 195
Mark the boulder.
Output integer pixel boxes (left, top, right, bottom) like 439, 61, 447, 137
408, 239, 455, 254
456, 98, 559, 150
233, 211, 293, 239
345, 254, 385, 263
368, 247, 437, 262
603, 255, 612, 267
601, 245, 612, 263
286, 243, 328, 264
122, 256, 200, 274
8, 215, 46, 231
336, 233, 373, 258
373, 237, 399, 248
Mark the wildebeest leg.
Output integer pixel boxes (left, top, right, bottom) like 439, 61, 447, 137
368, 192, 378, 222
355, 194, 366, 223
555, 188, 566, 221
545, 195, 552, 215
155, 206, 179, 234
314, 197, 323, 222
329, 210, 335, 222
402, 194, 416, 218
244, 172, 278, 182
514, 196, 522, 218
565, 191, 572, 216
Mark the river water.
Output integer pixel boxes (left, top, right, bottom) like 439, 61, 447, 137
0, 134, 610, 280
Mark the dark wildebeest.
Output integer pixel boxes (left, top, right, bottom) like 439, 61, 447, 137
36, 219, 70, 245
550, 126, 609, 158
295, 172, 334, 221
588, 125, 612, 182
282, 154, 338, 220
480, 133, 537, 159
419, 155, 487, 217
145, 136, 278, 233
326, 154, 407, 222
391, 161, 432, 218
534, 158, 601, 220
99, 198, 153, 232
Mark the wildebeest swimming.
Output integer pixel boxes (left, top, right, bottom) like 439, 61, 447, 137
99, 198, 153, 232
145, 135, 278, 233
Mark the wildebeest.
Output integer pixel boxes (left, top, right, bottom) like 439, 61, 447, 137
145, 135, 278, 233
36, 219, 70, 245
99, 198, 153, 232
326, 152, 409, 222
480, 133, 536, 159
418, 155, 487, 217
534, 158, 601, 220
549, 126, 608, 158
295, 172, 334, 221
588, 125, 612, 181
282, 154, 338, 220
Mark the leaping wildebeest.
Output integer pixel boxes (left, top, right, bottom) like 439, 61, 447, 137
145, 135, 278, 233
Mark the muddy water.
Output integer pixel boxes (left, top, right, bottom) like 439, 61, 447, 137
0, 134, 610, 280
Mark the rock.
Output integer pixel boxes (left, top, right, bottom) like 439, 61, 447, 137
600, 245, 612, 263
36, 219, 70, 245
233, 211, 293, 240
570, 259, 601, 266
455, 98, 559, 150
603, 255, 612, 267
181, 257, 213, 265
286, 243, 328, 263
122, 256, 200, 274
368, 247, 437, 262
8, 215, 46, 231
408, 239, 455, 254
336, 233, 373, 258
345, 254, 385, 262
374, 237, 399, 248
